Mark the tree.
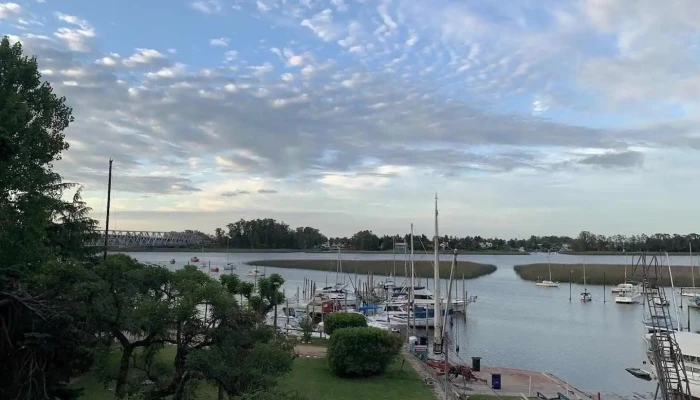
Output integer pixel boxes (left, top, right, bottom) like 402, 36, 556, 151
0, 36, 74, 270
248, 273, 285, 315
137, 266, 295, 400
0, 36, 97, 400
90, 255, 172, 399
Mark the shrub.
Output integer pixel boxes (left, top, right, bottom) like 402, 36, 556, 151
298, 316, 313, 343
327, 327, 403, 377
323, 312, 367, 335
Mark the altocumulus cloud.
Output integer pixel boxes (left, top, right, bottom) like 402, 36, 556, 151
3, 0, 700, 236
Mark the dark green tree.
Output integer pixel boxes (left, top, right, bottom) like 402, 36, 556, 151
0, 36, 99, 400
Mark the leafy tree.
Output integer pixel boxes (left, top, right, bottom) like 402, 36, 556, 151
0, 36, 100, 400
247, 273, 285, 315
136, 266, 295, 400
327, 327, 402, 377
90, 255, 172, 399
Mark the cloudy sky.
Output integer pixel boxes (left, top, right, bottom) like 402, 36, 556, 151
2, 0, 700, 238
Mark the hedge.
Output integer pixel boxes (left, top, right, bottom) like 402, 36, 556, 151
323, 312, 367, 335
327, 327, 403, 377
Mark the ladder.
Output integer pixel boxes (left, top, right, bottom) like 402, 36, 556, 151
632, 254, 691, 400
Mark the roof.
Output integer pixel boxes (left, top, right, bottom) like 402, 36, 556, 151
672, 332, 700, 357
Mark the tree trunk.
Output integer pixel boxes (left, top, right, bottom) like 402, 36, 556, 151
114, 344, 133, 399
218, 383, 224, 400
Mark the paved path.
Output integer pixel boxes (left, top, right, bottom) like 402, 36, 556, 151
294, 344, 327, 358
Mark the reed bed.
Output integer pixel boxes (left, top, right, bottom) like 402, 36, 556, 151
514, 263, 699, 287
247, 259, 497, 280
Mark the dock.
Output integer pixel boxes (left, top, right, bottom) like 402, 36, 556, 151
402, 351, 653, 400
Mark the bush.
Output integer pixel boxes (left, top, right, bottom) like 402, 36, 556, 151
323, 312, 367, 335
327, 327, 403, 377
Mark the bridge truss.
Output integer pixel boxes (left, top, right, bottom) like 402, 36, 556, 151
89, 230, 209, 247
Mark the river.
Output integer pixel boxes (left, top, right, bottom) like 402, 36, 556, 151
121, 251, 700, 396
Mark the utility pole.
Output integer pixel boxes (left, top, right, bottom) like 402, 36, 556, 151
103, 158, 113, 261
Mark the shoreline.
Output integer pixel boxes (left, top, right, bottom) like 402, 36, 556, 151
515, 263, 697, 286
246, 259, 497, 280
112, 247, 529, 255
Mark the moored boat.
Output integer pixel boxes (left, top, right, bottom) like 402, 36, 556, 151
190, 257, 200, 263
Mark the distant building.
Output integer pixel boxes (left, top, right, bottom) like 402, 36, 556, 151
479, 242, 493, 249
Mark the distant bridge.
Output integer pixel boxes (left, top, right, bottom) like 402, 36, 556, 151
88, 230, 210, 247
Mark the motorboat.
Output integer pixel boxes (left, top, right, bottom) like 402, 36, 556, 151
388, 286, 466, 313
615, 284, 642, 304
169, 259, 176, 264
643, 316, 679, 333
190, 257, 200, 263
223, 264, 236, 271
317, 283, 357, 302
625, 367, 652, 381
210, 267, 219, 273
246, 268, 263, 276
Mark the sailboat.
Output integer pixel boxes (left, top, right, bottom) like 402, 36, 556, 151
536, 252, 559, 287
224, 237, 235, 270
682, 242, 699, 297
580, 258, 592, 302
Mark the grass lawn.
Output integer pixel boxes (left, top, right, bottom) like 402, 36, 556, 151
279, 357, 436, 400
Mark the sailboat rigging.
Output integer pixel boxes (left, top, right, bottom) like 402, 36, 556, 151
536, 251, 559, 287
581, 257, 592, 302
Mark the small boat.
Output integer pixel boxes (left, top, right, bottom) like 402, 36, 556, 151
580, 292, 592, 302
190, 257, 200, 263
625, 367, 652, 381
653, 297, 670, 306
246, 268, 263, 276
169, 259, 176, 264
211, 267, 219, 273
201, 263, 207, 268
224, 264, 236, 271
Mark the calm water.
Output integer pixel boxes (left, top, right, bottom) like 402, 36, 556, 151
122, 251, 700, 395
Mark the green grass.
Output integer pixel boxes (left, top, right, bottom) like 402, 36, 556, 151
279, 357, 436, 400
247, 259, 497, 280
514, 263, 697, 286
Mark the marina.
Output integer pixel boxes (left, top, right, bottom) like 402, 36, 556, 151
122, 250, 700, 397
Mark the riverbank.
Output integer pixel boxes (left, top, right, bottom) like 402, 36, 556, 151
514, 263, 696, 286
247, 259, 497, 279
561, 251, 694, 256
113, 247, 528, 255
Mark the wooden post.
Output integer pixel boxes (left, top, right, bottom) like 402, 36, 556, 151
103, 159, 113, 261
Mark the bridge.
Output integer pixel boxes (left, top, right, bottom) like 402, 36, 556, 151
88, 230, 210, 247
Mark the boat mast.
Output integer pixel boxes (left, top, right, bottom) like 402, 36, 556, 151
691, 242, 695, 289
548, 251, 552, 281
410, 223, 415, 332
103, 158, 113, 261
433, 193, 442, 355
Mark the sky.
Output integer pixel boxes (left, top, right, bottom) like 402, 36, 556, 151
2, 0, 700, 239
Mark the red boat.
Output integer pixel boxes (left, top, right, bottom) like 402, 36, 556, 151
190, 257, 200, 263
211, 267, 219, 273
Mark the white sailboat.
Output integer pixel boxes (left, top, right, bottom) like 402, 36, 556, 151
682, 242, 700, 298
536, 252, 559, 287
580, 258, 592, 302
